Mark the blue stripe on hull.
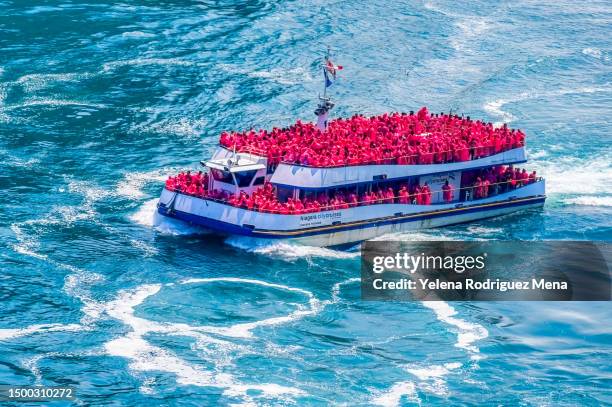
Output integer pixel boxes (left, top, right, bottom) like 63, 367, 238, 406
157, 196, 545, 239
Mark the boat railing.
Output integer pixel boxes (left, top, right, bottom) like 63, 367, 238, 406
220, 141, 525, 169
166, 177, 544, 215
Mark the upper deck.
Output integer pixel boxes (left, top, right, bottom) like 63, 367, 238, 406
218, 108, 526, 169
211, 145, 526, 189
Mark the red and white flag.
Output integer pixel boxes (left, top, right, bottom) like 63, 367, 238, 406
325, 58, 343, 80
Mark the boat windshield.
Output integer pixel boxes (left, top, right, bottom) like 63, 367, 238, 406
211, 169, 234, 184
234, 170, 257, 187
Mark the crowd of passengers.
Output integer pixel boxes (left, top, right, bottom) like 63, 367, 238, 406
218, 107, 525, 168
464, 165, 538, 200
165, 165, 538, 214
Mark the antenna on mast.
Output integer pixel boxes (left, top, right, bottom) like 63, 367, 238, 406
230, 139, 237, 165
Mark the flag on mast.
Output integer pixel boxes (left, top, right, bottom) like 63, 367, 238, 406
323, 56, 343, 88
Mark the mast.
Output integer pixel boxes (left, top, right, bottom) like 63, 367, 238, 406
315, 46, 338, 132
322, 46, 331, 100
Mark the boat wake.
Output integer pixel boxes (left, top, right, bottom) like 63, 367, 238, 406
372, 301, 488, 406
530, 152, 611, 209
0, 323, 83, 341
3, 228, 489, 407
563, 196, 612, 207
101, 277, 327, 402
421, 302, 489, 357
225, 236, 360, 261
484, 84, 612, 126
5, 167, 490, 406
116, 170, 169, 200
129, 198, 205, 236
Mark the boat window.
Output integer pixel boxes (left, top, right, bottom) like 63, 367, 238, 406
234, 170, 257, 187
253, 176, 265, 186
277, 186, 294, 202
211, 169, 234, 184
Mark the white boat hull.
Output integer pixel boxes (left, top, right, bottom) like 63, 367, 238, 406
287, 200, 544, 247
157, 181, 546, 247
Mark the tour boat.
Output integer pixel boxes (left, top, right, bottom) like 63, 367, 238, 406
157, 52, 545, 248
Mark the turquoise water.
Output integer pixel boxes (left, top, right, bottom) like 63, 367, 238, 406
1, 0, 611, 405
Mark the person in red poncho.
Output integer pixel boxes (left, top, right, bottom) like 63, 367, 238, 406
473, 177, 483, 199
415, 185, 423, 205
442, 180, 454, 203
529, 170, 537, 184
423, 183, 432, 205
385, 187, 395, 204
398, 186, 410, 204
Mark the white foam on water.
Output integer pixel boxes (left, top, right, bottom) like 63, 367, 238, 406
121, 31, 155, 39
421, 302, 488, 358
180, 278, 322, 338
0, 324, 83, 341
15, 72, 92, 92
2, 99, 106, 110
102, 58, 198, 72
103, 284, 232, 387
129, 198, 205, 235
24, 5, 63, 14
218, 64, 313, 86
407, 362, 462, 380
116, 170, 168, 200
466, 225, 504, 236
139, 377, 156, 395
65, 179, 112, 220
371, 381, 419, 407
225, 237, 359, 261
527, 149, 548, 159
63, 268, 105, 323
10, 221, 50, 260
143, 117, 208, 138
106, 335, 232, 387
405, 362, 462, 396
249, 67, 313, 86
530, 154, 611, 196
582, 47, 603, 59
483, 98, 516, 126
22, 349, 104, 384
129, 239, 159, 256
103, 280, 311, 400
0, 149, 43, 169
564, 196, 612, 207
223, 383, 305, 398
10, 215, 65, 261
483, 85, 612, 125
451, 18, 491, 53
373, 302, 483, 403
0, 82, 8, 122
374, 230, 456, 242
129, 198, 160, 227
9, 179, 108, 327
331, 278, 361, 303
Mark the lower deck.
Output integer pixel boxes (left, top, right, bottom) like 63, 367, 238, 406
157, 180, 546, 246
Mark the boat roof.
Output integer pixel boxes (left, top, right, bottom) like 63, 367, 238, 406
203, 154, 265, 173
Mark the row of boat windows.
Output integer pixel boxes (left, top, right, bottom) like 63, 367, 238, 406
275, 166, 536, 204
